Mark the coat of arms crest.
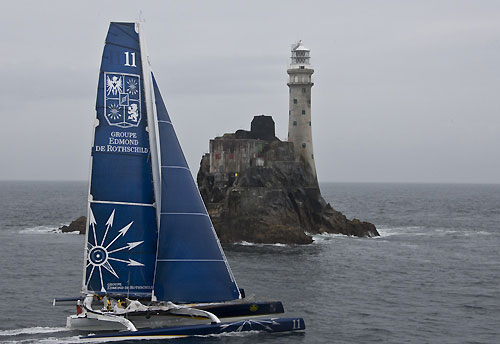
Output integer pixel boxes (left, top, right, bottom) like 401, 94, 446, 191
104, 72, 142, 128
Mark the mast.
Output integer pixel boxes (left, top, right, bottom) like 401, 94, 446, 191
138, 22, 162, 230
137, 22, 163, 301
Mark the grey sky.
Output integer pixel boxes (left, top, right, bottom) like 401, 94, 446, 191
0, 1, 498, 183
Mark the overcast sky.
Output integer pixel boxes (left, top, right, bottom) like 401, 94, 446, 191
0, 1, 498, 183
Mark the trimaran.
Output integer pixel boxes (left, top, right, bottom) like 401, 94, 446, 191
53, 22, 305, 340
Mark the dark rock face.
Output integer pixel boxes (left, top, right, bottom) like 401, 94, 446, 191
198, 154, 379, 245
60, 216, 86, 234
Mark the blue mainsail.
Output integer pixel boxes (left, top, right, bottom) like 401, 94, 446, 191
84, 22, 240, 303
84, 22, 157, 297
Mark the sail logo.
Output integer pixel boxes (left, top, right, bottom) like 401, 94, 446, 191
104, 72, 142, 128
86, 208, 144, 293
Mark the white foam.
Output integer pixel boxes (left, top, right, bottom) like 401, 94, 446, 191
19, 225, 79, 235
0, 334, 85, 344
234, 241, 288, 247
0, 327, 68, 337
459, 230, 492, 237
471, 231, 491, 236
19, 226, 62, 234
310, 232, 347, 244
375, 225, 427, 237
376, 225, 493, 238
39, 336, 90, 344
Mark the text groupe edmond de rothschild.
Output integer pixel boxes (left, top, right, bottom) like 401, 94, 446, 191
95, 131, 149, 154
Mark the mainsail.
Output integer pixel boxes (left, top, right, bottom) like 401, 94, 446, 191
84, 22, 157, 297
83, 22, 240, 303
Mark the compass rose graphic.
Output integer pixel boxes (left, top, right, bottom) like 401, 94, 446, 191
86, 208, 144, 292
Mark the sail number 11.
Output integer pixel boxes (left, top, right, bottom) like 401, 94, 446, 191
124, 52, 136, 67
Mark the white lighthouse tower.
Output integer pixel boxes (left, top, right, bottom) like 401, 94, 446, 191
287, 41, 317, 181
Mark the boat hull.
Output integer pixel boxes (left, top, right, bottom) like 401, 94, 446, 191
67, 300, 285, 331
82, 317, 305, 341
68, 313, 274, 331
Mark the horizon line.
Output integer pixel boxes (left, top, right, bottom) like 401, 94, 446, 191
0, 179, 499, 186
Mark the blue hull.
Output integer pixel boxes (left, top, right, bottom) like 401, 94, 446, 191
83, 317, 305, 340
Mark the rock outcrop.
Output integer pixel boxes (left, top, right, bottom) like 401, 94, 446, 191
197, 149, 379, 245
59, 216, 86, 234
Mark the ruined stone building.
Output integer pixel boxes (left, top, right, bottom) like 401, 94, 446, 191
209, 116, 295, 178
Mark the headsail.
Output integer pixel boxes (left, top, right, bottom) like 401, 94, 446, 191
83, 22, 156, 297
151, 76, 241, 303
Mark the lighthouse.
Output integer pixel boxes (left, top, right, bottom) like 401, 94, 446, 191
287, 41, 317, 181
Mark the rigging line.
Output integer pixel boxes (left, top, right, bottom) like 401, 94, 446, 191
157, 120, 172, 124
86, 265, 96, 287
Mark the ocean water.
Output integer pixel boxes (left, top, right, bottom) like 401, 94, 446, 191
0, 181, 499, 344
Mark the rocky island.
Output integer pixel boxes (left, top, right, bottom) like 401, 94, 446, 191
197, 115, 378, 245
59, 216, 86, 234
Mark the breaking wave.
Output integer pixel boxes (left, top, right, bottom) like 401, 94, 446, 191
0, 327, 68, 337
2, 336, 83, 344
235, 241, 288, 247
376, 225, 493, 238
19, 225, 78, 235
309, 232, 347, 244
375, 225, 427, 237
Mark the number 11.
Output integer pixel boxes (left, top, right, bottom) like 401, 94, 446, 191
124, 52, 136, 67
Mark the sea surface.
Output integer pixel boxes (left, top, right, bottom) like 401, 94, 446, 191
0, 181, 499, 344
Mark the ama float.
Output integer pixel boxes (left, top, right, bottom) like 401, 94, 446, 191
54, 22, 305, 340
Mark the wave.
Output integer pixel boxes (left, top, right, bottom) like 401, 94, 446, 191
19, 225, 79, 235
0, 327, 68, 337
39, 336, 89, 344
0, 327, 84, 344
5, 336, 84, 344
376, 225, 494, 238
375, 225, 427, 237
234, 241, 288, 247
309, 232, 348, 244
